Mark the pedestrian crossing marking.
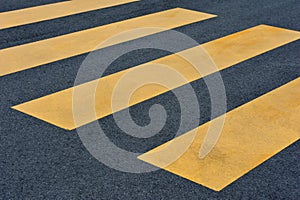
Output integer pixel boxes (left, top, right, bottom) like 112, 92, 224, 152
12, 25, 300, 130
0, 0, 139, 30
138, 77, 300, 191
0, 8, 215, 76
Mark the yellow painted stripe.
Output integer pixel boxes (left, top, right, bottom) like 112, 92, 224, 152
0, 0, 139, 29
12, 25, 300, 130
0, 8, 215, 76
138, 78, 300, 191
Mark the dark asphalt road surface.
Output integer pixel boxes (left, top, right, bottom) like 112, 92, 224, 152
0, 0, 299, 199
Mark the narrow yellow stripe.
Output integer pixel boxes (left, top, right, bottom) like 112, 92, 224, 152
0, 8, 215, 76
138, 78, 300, 191
0, 0, 139, 29
12, 25, 300, 130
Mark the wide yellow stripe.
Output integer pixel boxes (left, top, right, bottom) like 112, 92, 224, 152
139, 77, 300, 191
0, 0, 139, 29
0, 8, 215, 76
12, 25, 300, 130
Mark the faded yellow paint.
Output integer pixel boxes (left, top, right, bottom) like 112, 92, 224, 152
12, 25, 300, 130
0, 8, 215, 76
138, 78, 300, 191
0, 0, 139, 29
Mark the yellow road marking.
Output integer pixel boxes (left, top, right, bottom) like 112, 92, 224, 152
12, 25, 300, 130
138, 77, 300, 191
0, 8, 215, 76
0, 0, 139, 29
